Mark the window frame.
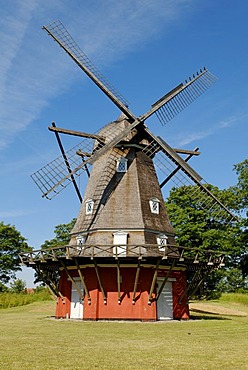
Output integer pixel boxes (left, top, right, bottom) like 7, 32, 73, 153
149, 198, 160, 214
85, 198, 94, 215
157, 234, 168, 252
116, 157, 128, 173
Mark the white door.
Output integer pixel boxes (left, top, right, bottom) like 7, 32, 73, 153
113, 232, 128, 256
70, 281, 83, 319
157, 280, 173, 320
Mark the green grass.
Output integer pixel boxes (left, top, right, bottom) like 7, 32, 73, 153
219, 292, 248, 305
0, 297, 248, 370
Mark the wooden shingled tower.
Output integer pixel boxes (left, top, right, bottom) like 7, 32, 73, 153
20, 20, 235, 320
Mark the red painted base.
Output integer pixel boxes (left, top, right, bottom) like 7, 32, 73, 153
55, 266, 189, 320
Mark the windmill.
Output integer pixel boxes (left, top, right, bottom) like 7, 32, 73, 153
20, 20, 235, 320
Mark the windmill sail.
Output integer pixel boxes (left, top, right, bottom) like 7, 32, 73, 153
43, 20, 135, 122
34, 20, 219, 202
142, 128, 236, 222
150, 69, 217, 126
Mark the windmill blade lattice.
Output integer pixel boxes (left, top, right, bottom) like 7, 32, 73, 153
43, 20, 134, 120
31, 137, 94, 199
31, 119, 135, 199
142, 137, 236, 222
152, 69, 218, 126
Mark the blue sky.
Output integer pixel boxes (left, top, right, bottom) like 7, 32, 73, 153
1, 0, 247, 286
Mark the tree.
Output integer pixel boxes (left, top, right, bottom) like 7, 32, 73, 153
165, 159, 248, 297
41, 218, 76, 249
35, 218, 77, 286
10, 278, 26, 293
0, 222, 31, 284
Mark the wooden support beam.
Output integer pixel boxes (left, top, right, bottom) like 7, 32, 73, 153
132, 260, 141, 304
148, 259, 162, 304
51, 122, 83, 203
35, 267, 65, 303
48, 125, 105, 143
172, 148, 200, 156
76, 150, 91, 178
160, 147, 199, 189
93, 260, 107, 304
45, 283, 57, 300
74, 259, 91, 305
117, 260, 121, 304
156, 260, 176, 301
179, 268, 202, 304
186, 276, 204, 302
76, 150, 91, 157
60, 260, 84, 301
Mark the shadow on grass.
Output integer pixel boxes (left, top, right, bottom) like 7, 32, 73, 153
190, 309, 231, 320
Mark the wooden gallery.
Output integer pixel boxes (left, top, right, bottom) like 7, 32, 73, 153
20, 20, 233, 321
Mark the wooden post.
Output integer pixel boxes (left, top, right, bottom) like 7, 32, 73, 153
93, 260, 107, 304
179, 268, 202, 304
132, 260, 141, 304
156, 259, 176, 300
60, 260, 84, 301
74, 259, 91, 305
148, 259, 161, 304
117, 260, 121, 304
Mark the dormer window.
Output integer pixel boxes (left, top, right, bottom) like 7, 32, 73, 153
157, 234, 168, 251
149, 198, 160, 214
76, 235, 86, 246
85, 199, 94, 215
116, 157, 128, 173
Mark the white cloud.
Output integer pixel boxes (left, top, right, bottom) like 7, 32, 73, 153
0, 0, 195, 150
175, 113, 247, 146
0, 209, 35, 218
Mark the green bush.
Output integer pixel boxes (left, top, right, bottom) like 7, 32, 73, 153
0, 288, 53, 309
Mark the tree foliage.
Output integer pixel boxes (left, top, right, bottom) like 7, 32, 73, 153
10, 278, 27, 293
41, 218, 76, 249
165, 159, 248, 296
0, 222, 31, 283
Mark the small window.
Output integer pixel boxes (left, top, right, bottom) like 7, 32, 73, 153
113, 231, 128, 256
116, 157, 128, 173
76, 235, 86, 246
85, 199, 94, 215
149, 198, 160, 214
157, 234, 168, 252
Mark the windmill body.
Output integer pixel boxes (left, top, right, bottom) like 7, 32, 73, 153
20, 20, 235, 321
70, 115, 175, 248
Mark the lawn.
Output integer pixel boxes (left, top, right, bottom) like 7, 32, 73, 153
0, 298, 248, 370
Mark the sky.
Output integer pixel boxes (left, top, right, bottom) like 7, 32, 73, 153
0, 0, 247, 287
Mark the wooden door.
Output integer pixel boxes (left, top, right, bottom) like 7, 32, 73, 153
70, 281, 83, 319
157, 280, 173, 320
